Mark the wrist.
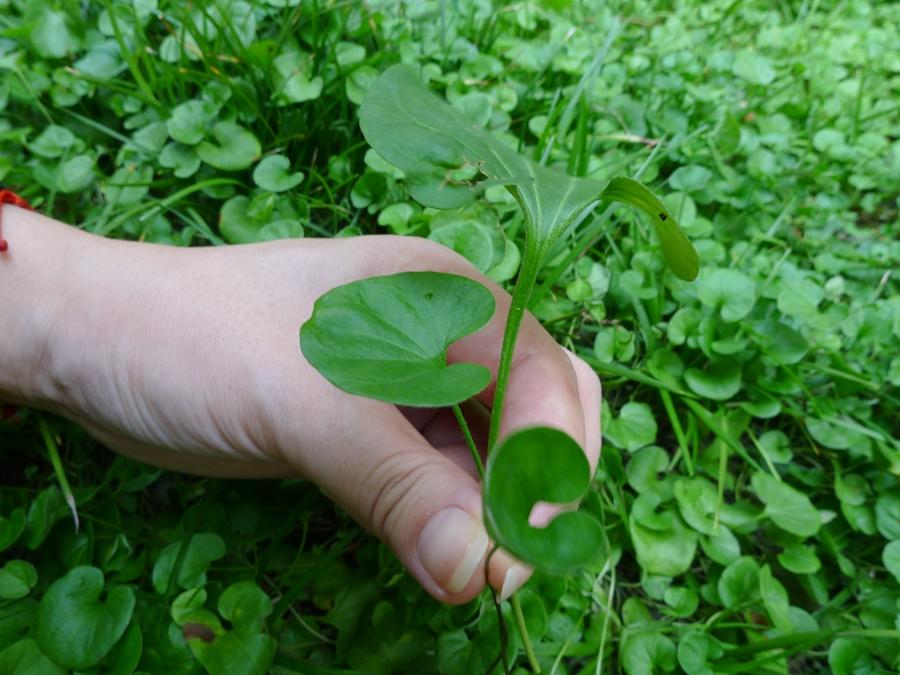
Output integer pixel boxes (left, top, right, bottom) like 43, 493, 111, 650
0, 206, 98, 409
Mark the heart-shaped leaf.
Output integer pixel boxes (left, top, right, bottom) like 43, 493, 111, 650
0, 638, 66, 675
197, 122, 261, 171
360, 65, 697, 278
0, 561, 37, 600
180, 581, 276, 675
253, 155, 304, 192
36, 566, 135, 670
300, 272, 495, 407
152, 533, 226, 594
751, 473, 820, 538
483, 426, 605, 573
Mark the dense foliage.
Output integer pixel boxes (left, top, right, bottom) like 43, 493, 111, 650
1, 0, 898, 673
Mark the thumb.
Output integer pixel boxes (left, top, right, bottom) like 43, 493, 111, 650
295, 398, 516, 604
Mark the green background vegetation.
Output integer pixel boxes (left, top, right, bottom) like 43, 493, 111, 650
1, 0, 898, 672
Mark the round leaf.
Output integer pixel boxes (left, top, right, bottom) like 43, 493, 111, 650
252, 155, 304, 192
301, 272, 495, 407
883, 541, 900, 583
696, 268, 756, 322
152, 533, 226, 593
483, 427, 605, 573
751, 473, 820, 537
684, 360, 742, 401
36, 566, 135, 670
0, 561, 37, 600
197, 122, 261, 171
778, 544, 821, 574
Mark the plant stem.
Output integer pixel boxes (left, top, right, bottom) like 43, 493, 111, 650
487, 238, 542, 452
511, 594, 541, 673
38, 417, 79, 532
452, 404, 484, 480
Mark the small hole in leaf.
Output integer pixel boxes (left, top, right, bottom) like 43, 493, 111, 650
659, 213, 667, 221
424, 292, 434, 301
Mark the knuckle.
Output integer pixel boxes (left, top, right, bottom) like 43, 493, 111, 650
359, 450, 440, 543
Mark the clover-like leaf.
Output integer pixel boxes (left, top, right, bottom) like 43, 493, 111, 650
35, 566, 135, 670
751, 473, 820, 537
483, 426, 605, 573
0, 561, 37, 600
360, 65, 697, 277
253, 155, 304, 192
152, 533, 226, 594
0, 638, 66, 675
301, 272, 495, 407
197, 122, 261, 171
180, 581, 276, 675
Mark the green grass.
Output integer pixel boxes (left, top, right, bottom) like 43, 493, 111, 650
1, 0, 899, 673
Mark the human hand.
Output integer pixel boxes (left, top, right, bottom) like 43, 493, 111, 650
26, 214, 601, 604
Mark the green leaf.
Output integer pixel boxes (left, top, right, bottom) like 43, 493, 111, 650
30, 7, 81, 58
152, 533, 226, 594
828, 638, 877, 675
0, 561, 37, 600
28, 125, 79, 158
197, 122, 261, 171
429, 219, 496, 272
360, 65, 697, 276
677, 632, 723, 675
759, 564, 792, 632
626, 446, 669, 495
674, 477, 718, 535
184, 581, 276, 675
300, 272, 495, 407
0, 508, 26, 553
778, 544, 821, 574
717, 556, 759, 608
0, 638, 66, 675
696, 268, 757, 322
23, 486, 68, 550
167, 100, 215, 145
733, 50, 776, 85
483, 426, 605, 573
603, 401, 658, 452
621, 632, 676, 675
56, 154, 95, 193
684, 359, 742, 401
630, 496, 698, 577
883, 541, 900, 583
669, 165, 712, 192
35, 566, 135, 670
663, 586, 699, 617
600, 178, 700, 280
751, 473, 820, 537
700, 525, 741, 565
252, 155, 304, 192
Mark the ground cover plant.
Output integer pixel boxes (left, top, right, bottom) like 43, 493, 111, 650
1, 0, 899, 673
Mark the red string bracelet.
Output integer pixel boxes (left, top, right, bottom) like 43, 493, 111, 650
0, 189, 34, 253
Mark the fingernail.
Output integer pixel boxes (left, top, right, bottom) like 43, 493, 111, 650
499, 564, 532, 601
417, 507, 489, 594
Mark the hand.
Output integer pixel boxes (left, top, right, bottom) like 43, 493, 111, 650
29, 215, 601, 603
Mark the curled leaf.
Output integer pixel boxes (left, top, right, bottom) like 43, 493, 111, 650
483, 426, 605, 573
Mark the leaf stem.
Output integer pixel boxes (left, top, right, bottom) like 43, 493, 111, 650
487, 238, 542, 452
452, 404, 484, 480
511, 594, 541, 673
38, 417, 79, 532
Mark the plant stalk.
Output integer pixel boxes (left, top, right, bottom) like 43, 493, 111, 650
487, 237, 542, 452
452, 403, 484, 479
511, 594, 541, 673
